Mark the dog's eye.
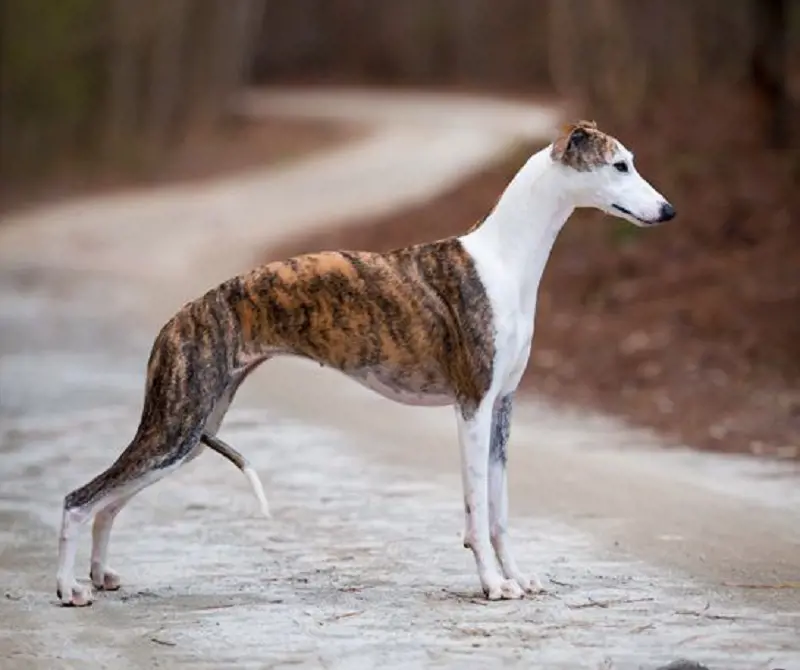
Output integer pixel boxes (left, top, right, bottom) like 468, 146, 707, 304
613, 161, 629, 174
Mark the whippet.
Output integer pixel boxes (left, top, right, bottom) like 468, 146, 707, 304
56, 120, 675, 606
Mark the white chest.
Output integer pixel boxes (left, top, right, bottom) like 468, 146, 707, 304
493, 310, 535, 395
460, 232, 540, 398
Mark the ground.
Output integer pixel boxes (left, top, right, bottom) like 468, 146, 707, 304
0, 114, 356, 217
0, 88, 797, 670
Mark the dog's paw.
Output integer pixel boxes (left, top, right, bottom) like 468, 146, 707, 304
90, 564, 121, 591
485, 578, 525, 601
56, 580, 93, 607
514, 573, 545, 595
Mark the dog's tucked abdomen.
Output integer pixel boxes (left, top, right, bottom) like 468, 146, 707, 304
348, 365, 454, 406
218, 240, 495, 411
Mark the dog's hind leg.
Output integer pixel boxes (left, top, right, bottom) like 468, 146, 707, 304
76, 361, 268, 604
84, 395, 227, 597
58, 325, 222, 606
57, 412, 209, 607
57, 440, 193, 606
89, 493, 131, 591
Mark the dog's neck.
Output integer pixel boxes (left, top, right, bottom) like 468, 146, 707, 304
462, 145, 574, 317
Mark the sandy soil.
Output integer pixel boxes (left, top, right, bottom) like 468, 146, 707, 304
0, 88, 797, 670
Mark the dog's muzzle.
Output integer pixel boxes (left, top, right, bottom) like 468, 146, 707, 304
613, 202, 676, 226
658, 202, 676, 222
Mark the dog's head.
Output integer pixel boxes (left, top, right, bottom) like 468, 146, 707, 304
550, 120, 675, 226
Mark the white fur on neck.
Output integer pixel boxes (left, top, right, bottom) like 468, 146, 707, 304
460, 144, 574, 320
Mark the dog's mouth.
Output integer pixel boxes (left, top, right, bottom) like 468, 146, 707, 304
612, 204, 655, 226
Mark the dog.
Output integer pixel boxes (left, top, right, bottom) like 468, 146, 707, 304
56, 120, 675, 606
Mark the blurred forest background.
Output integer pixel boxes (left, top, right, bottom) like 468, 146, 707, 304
1, 0, 262, 176
2, 0, 799, 455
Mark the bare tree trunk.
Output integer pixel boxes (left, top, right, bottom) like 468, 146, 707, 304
453, 0, 484, 84
546, 0, 582, 107
144, 0, 190, 151
104, 0, 140, 156
215, 0, 266, 108
751, 0, 790, 148
179, 0, 218, 130
588, 0, 648, 125
787, 0, 800, 153
0, 0, 12, 177
234, 0, 269, 92
180, 0, 266, 131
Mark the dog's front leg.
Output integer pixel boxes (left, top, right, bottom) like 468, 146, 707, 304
488, 394, 543, 594
456, 398, 524, 600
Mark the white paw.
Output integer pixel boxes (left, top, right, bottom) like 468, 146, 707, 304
90, 564, 121, 591
57, 580, 93, 607
485, 578, 525, 601
512, 573, 545, 594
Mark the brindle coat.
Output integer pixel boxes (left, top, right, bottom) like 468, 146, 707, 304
58, 119, 634, 606
65, 240, 494, 511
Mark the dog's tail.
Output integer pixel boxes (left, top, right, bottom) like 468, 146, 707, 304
200, 432, 270, 518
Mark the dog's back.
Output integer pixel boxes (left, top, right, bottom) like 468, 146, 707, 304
217, 240, 494, 407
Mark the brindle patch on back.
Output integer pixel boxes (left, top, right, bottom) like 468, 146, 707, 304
550, 120, 616, 172
222, 240, 495, 415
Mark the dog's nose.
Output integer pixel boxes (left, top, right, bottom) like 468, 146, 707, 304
659, 202, 676, 222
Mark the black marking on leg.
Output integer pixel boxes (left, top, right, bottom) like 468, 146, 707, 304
489, 394, 513, 465
463, 501, 473, 548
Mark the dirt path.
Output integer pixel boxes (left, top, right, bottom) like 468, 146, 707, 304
0, 88, 797, 670
1, 115, 355, 219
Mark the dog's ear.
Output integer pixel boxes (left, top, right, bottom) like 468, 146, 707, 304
566, 126, 590, 152
550, 120, 600, 168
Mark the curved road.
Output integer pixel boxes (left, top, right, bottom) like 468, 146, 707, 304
0, 88, 798, 669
